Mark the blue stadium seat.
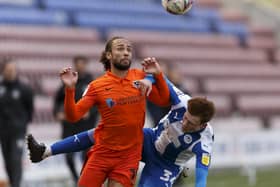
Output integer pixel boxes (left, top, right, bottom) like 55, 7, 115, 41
0, 0, 37, 8
74, 13, 211, 33
43, 0, 165, 17
214, 21, 248, 44
188, 7, 221, 23
0, 8, 69, 25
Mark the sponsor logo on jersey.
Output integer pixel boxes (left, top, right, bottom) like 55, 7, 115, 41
106, 98, 115, 108
201, 153, 210, 166
132, 80, 141, 89
183, 134, 192, 144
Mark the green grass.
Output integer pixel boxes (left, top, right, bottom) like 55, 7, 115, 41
173, 167, 280, 187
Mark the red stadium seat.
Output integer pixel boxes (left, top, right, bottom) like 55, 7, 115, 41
246, 36, 278, 51
220, 10, 249, 23
0, 25, 100, 43
0, 40, 104, 58
203, 78, 280, 94
237, 94, 280, 116
180, 78, 200, 94
193, 93, 233, 117
212, 117, 264, 131
249, 25, 276, 38
177, 63, 280, 79
138, 46, 268, 63
107, 30, 240, 48
41, 77, 61, 96
275, 49, 280, 63
196, 0, 222, 9
34, 96, 54, 123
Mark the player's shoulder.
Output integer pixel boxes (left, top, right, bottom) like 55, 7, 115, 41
128, 68, 145, 78
199, 124, 214, 153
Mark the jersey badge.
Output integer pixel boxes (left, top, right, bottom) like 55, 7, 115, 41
183, 134, 192, 144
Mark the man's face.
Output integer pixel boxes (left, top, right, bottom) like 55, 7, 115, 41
181, 111, 205, 133
2, 62, 17, 82
108, 38, 132, 71
74, 60, 87, 74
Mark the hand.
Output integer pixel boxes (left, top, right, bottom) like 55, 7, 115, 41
133, 79, 152, 96
82, 111, 90, 120
55, 111, 65, 121
141, 57, 161, 75
60, 67, 78, 88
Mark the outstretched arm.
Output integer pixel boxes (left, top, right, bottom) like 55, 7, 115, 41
195, 167, 208, 187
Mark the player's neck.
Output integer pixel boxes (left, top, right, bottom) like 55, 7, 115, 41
111, 68, 128, 78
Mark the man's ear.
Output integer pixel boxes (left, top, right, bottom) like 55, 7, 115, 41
106, 52, 111, 60
201, 123, 207, 128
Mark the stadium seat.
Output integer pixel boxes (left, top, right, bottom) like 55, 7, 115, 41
195, 0, 222, 9
203, 78, 280, 95
193, 93, 232, 117
34, 95, 54, 123
214, 21, 248, 43
74, 12, 211, 33
220, 9, 249, 23
237, 94, 280, 116
246, 36, 278, 51
212, 117, 264, 132
275, 49, 280, 63
40, 76, 61, 96
177, 63, 280, 79
270, 116, 280, 129
43, 0, 166, 17
0, 8, 68, 25
249, 25, 276, 38
107, 29, 240, 48
138, 46, 268, 63
180, 78, 200, 95
0, 40, 104, 58
0, 25, 101, 42
188, 7, 221, 23
0, 0, 37, 8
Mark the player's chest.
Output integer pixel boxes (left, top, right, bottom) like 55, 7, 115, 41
166, 123, 200, 150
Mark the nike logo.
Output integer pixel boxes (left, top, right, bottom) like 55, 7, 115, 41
105, 87, 112, 91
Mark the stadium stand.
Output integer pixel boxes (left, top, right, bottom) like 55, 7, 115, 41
0, 0, 279, 127
0, 0, 277, 125
0, 0, 280, 186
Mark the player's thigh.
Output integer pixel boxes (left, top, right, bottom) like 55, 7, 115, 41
108, 153, 139, 187
78, 166, 107, 187
138, 162, 180, 187
78, 152, 111, 187
107, 179, 124, 187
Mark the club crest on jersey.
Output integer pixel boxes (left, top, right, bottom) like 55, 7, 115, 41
183, 134, 192, 144
201, 153, 210, 166
106, 98, 115, 108
132, 81, 141, 89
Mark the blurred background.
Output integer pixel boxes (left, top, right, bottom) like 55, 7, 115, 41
0, 0, 280, 187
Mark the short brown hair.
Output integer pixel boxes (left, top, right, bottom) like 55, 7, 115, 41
188, 97, 215, 124
73, 55, 88, 64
